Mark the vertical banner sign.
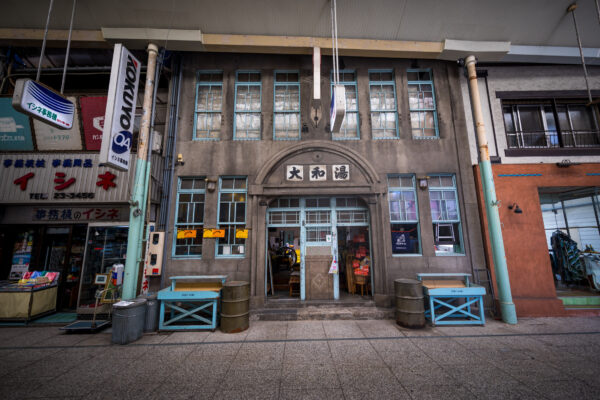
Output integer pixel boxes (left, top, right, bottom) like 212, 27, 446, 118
80, 96, 108, 150
0, 98, 33, 150
12, 79, 75, 129
330, 84, 346, 134
34, 96, 83, 150
99, 44, 141, 171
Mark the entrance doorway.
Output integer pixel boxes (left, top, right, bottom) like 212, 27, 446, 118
539, 187, 600, 308
38, 225, 87, 310
265, 197, 372, 301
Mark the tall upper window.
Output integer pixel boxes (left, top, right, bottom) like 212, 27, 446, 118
174, 177, 205, 257
388, 175, 420, 255
369, 70, 398, 139
428, 174, 463, 255
217, 177, 247, 257
407, 69, 439, 139
194, 71, 223, 140
274, 71, 300, 140
331, 70, 359, 139
503, 100, 600, 149
234, 71, 261, 140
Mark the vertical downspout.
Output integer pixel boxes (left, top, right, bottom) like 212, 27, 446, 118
465, 55, 517, 324
138, 49, 163, 294
159, 55, 182, 289
122, 43, 159, 300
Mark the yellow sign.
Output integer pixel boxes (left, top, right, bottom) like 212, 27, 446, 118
177, 230, 197, 239
203, 229, 226, 238
235, 229, 249, 239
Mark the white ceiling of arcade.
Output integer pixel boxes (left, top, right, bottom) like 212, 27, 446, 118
2, 0, 600, 64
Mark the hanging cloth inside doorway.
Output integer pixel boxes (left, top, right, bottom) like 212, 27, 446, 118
329, 229, 339, 274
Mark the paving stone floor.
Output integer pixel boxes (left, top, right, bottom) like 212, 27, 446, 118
0, 317, 599, 399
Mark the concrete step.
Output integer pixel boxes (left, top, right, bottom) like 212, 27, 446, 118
263, 298, 376, 309
250, 305, 394, 321
558, 295, 600, 307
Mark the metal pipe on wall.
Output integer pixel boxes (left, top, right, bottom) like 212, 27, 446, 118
159, 54, 183, 290
122, 43, 159, 300
465, 55, 517, 324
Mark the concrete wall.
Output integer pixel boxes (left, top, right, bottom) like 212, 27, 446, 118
461, 64, 600, 165
166, 52, 485, 307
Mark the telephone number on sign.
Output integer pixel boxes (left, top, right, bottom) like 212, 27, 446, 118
54, 192, 95, 199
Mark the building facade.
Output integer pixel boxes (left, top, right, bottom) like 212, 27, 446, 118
461, 64, 600, 316
0, 88, 167, 313
166, 52, 486, 308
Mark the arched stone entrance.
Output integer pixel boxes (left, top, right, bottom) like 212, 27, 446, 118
247, 141, 386, 306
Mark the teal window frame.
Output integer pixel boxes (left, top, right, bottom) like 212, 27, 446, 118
193, 70, 223, 141
234, 71, 262, 140
273, 71, 301, 140
216, 176, 248, 258
304, 197, 332, 246
172, 177, 206, 258
368, 69, 399, 139
330, 70, 360, 140
334, 197, 369, 226
428, 174, 464, 255
388, 174, 421, 255
407, 69, 439, 139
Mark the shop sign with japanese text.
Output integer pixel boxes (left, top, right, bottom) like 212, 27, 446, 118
80, 96, 107, 151
12, 79, 74, 129
34, 96, 82, 150
0, 97, 34, 151
0, 153, 133, 204
32, 206, 127, 222
99, 44, 141, 171
286, 164, 350, 182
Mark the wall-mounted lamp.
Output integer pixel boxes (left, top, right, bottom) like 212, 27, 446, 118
556, 159, 581, 168
175, 153, 185, 166
417, 176, 429, 190
205, 178, 217, 192
508, 203, 523, 214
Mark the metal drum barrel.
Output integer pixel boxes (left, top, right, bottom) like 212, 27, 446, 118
394, 279, 426, 329
220, 281, 250, 333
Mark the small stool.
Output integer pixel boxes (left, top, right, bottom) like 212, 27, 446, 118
354, 274, 370, 296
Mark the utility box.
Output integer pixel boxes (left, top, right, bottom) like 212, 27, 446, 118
145, 231, 164, 276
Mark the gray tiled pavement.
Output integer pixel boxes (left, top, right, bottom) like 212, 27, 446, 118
0, 317, 599, 399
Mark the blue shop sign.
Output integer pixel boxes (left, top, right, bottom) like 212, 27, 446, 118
0, 98, 34, 151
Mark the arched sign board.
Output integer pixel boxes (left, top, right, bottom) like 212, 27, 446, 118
12, 79, 74, 130
99, 44, 141, 171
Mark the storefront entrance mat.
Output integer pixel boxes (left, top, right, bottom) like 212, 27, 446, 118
32, 312, 78, 324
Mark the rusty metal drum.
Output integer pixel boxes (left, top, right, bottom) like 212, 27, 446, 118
394, 279, 426, 329
220, 281, 250, 333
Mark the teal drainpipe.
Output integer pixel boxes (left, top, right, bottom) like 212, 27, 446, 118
465, 55, 517, 324
122, 43, 159, 300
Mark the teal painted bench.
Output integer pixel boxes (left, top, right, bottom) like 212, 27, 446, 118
417, 273, 486, 326
158, 275, 227, 330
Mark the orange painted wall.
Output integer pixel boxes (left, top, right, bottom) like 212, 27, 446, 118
473, 163, 600, 317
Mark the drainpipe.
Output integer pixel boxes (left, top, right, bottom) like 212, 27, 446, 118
122, 43, 159, 300
465, 55, 517, 324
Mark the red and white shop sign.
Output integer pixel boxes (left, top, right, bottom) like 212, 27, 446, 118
80, 96, 107, 151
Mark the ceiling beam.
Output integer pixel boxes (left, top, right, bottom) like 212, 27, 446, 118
0, 29, 108, 48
